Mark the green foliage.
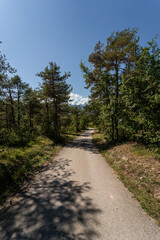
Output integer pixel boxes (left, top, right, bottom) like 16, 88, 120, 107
93, 132, 160, 225
81, 29, 160, 147
36, 62, 72, 138
0, 52, 77, 146
0, 41, 88, 202
121, 38, 160, 145
0, 137, 60, 198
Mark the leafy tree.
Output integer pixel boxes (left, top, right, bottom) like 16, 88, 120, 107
0, 42, 16, 129
71, 106, 81, 132
37, 62, 72, 138
81, 28, 139, 141
81, 29, 160, 147
121, 38, 160, 144
23, 88, 40, 130
11, 75, 29, 127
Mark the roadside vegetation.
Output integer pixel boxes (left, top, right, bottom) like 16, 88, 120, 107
0, 131, 85, 204
81, 28, 160, 146
1, 27, 160, 223
0, 136, 59, 202
0, 45, 90, 202
80, 28, 160, 224
93, 131, 160, 225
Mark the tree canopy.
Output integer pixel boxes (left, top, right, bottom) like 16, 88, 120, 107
81, 29, 160, 146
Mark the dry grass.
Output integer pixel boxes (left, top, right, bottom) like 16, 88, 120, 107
93, 131, 160, 226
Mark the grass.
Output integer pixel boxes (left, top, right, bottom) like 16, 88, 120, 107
93, 131, 160, 226
0, 131, 82, 204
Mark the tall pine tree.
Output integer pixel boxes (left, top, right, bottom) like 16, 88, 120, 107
37, 62, 72, 138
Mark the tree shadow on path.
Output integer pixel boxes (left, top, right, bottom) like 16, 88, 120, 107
68, 130, 99, 155
0, 158, 102, 240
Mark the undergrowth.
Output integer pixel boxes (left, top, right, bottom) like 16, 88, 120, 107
0, 131, 81, 203
93, 131, 160, 226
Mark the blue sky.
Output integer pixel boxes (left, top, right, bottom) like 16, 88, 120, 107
0, 0, 160, 100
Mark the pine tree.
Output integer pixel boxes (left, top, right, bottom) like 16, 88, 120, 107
37, 62, 72, 138
102, 28, 138, 140
11, 75, 29, 127
81, 28, 139, 141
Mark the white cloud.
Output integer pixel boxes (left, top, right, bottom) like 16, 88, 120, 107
69, 93, 89, 105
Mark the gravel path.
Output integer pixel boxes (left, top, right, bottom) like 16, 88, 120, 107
0, 129, 160, 240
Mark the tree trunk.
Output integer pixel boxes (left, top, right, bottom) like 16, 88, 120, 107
53, 101, 60, 138
9, 88, 15, 126
75, 112, 79, 133
115, 64, 119, 141
29, 102, 33, 129
5, 102, 9, 128
51, 76, 60, 138
111, 115, 114, 141
17, 91, 20, 127
45, 98, 49, 132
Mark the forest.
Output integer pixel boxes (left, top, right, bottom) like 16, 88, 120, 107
0, 28, 160, 201
0, 50, 89, 199
1, 28, 160, 148
80, 28, 160, 223
0, 59, 89, 146
81, 28, 160, 147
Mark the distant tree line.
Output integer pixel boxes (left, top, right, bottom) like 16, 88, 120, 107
81, 28, 160, 146
0, 45, 89, 146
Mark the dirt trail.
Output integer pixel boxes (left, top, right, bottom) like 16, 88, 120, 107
0, 129, 160, 240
